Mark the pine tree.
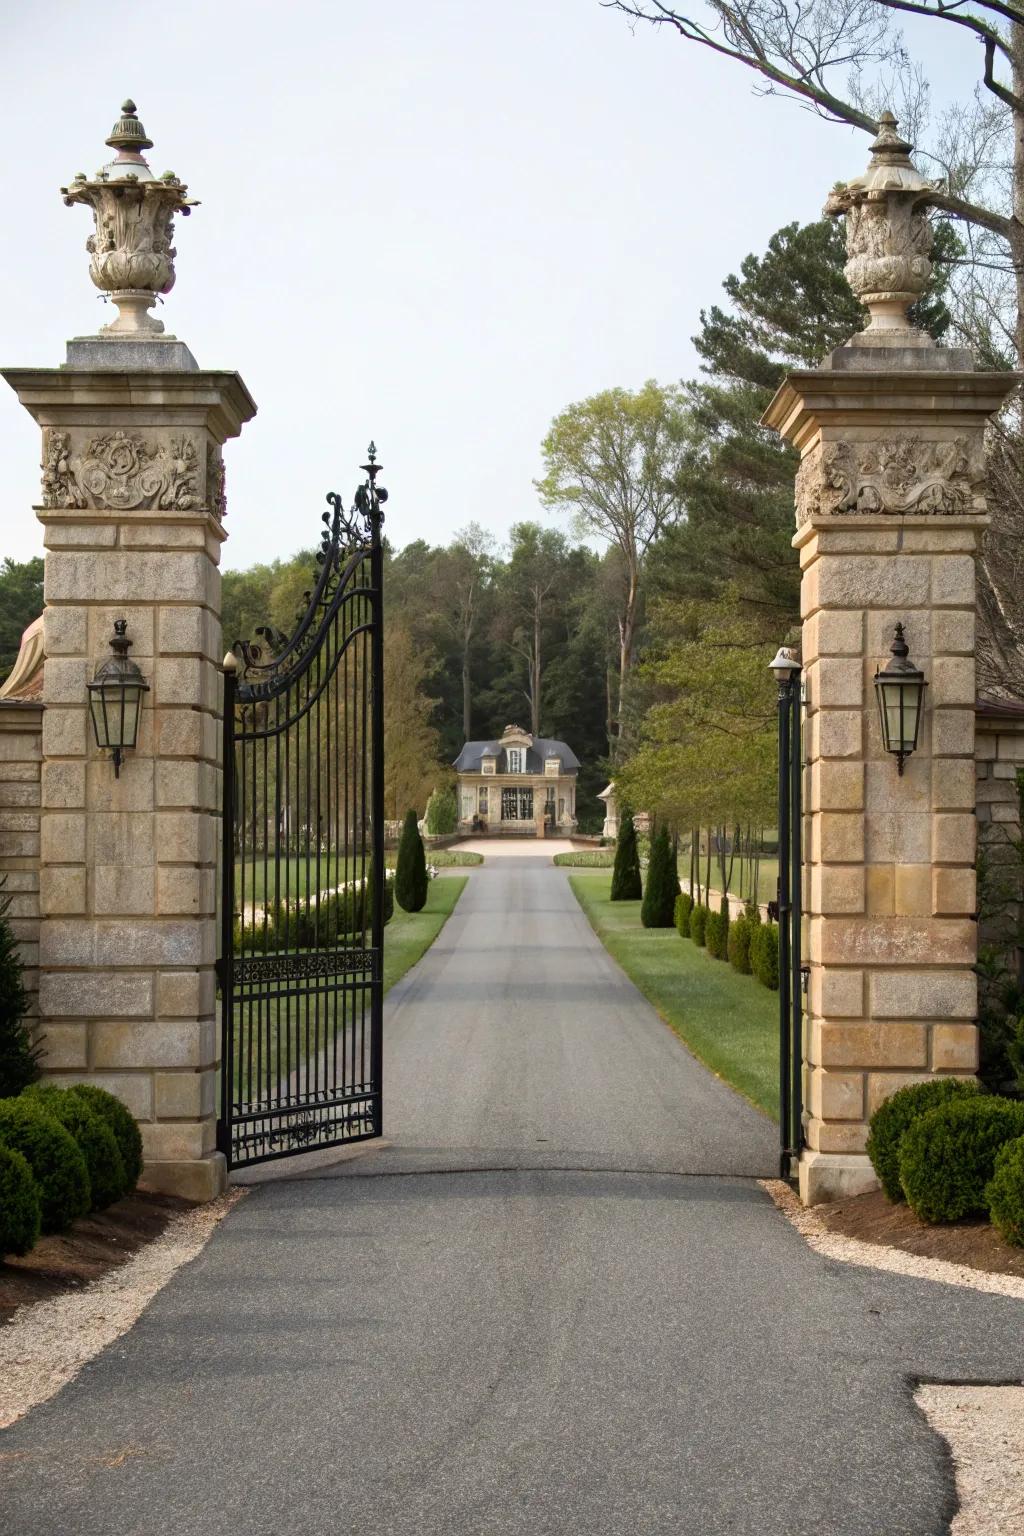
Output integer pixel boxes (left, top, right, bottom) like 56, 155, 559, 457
394, 809, 428, 913
0, 882, 40, 1098
610, 807, 642, 901
641, 825, 679, 928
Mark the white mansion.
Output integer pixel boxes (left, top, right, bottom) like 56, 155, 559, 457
453, 724, 579, 836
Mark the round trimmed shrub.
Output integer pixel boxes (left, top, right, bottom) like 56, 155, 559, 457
0, 1096, 90, 1232
899, 1095, 1024, 1223
689, 904, 708, 947
866, 1076, 983, 1203
987, 1135, 1024, 1247
26, 1084, 127, 1209
67, 1083, 143, 1190
674, 892, 693, 937
728, 914, 752, 973
0, 1142, 41, 1257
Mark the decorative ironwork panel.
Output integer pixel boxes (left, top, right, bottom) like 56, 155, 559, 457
217, 447, 386, 1168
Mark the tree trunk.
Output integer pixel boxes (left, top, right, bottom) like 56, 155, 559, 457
692, 827, 699, 906
462, 651, 472, 742
615, 559, 640, 750
1012, 31, 1024, 367
532, 602, 542, 736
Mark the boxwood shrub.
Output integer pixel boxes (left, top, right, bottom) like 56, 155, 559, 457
987, 1135, 1024, 1247
26, 1084, 127, 1209
728, 914, 753, 974
0, 1142, 41, 1257
866, 1076, 983, 1203
0, 1096, 90, 1232
689, 904, 708, 947
899, 1095, 1024, 1223
705, 909, 729, 960
68, 1083, 143, 1190
674, 892, 693, 937
750, 923, 780, 990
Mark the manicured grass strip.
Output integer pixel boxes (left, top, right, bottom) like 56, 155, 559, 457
569, 874, 779, 1120
553, 850, 615, 867
384, 875, 467, 994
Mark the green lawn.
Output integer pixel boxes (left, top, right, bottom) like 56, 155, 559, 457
569, 873, 779, 1119
678, 855, 780, 908
383, 875, 467, 993
236, 851, 480, 904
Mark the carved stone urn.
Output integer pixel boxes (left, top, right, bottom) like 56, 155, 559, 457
61, 100, 197, 336
824, 112, 941, 344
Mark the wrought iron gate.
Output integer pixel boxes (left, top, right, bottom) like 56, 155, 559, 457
776, 663, 805, 1180
217, 447, 386, 1168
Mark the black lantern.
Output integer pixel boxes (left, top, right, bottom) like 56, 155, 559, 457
87, 619, 149, 776
874, 623, 926, 775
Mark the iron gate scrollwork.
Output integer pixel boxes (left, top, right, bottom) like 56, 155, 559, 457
217, 446, 386, 1168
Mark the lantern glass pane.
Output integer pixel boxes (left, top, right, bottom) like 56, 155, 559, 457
89, 690, 109, 749
120, 686, 141, 748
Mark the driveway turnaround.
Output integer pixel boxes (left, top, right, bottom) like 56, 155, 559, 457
4, 861, 1023, 1535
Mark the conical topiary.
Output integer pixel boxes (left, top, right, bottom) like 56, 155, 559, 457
0, 881, 40, 1099
611, 807, 642, 901
394, 809, 429, 913
641, 825, 679, 928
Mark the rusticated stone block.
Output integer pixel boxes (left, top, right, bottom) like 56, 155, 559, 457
817, 813, 865, 863
41, 707, 87, 758
157, 606, 205, 655
39, 971, 153, 1018
156, 866, 210, 915
92, 811, 155, 864
94, 864, 156, 916
813, 865, 865, 914
154, 1070, 216, 1120
811, 610, 864, 658
805, 1119, 869, 1155
869, 970, 976, 1020
811, 967, 864, 1018
87, 607, 154, 660
42, 658, 88, 705
815, 658, 863, 710
930, 555, 975, 606
91, 1018, 213, 1069
816, 917, 975, 967
931, 758, 976, 812
867, 609, 931, 660
894, 865, 931, 917
865, 866, 895, 916
932, 609, 975, 656
120, 522, 207, 550
818, 1021, 928, 1071
809, 1066, 865, 1121
41, 759, 86, 810
816, 710, 862, 759
94, 920, 208, 967
154, 657, 202, 707
46, 551, 212, 605
811, 761, 864, 812
38, 919, 95, 966
865, 812, 931, 864
155, 760, 200, 809
42, 606, 87, 656
140, 1116, 217, 1162
931, 1023, 979, 1071
866, 1072, 935, 1117
930, 657, 975, 708
932, 813, 976, 864
86, 758, 155, 814
156, 969, 216, 1018
155, 709, 204, 757
39, 865, 87, 916
818, 555, 930, 608
37, 1021, 88, 1069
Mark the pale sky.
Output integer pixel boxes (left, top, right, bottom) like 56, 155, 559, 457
1, 0, 972, 571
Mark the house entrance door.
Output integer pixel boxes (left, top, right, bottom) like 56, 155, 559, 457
501, 786, 533, 821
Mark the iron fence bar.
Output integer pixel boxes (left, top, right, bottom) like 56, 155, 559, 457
777, 682, 792, 1180
369, 485, 385, 1133
790, 675, 804, 1169
217, 659, 237, 1164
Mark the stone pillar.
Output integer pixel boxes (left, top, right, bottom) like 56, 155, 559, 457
1, 101, 255, 1199
764, 116, 1020, 1204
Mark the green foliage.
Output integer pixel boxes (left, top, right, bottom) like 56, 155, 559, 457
728, 914, 753, 974
0, 881, 40, 1099
987, 1136, 1024, 1247
552, 850, 614, 867
68, 1083, 143, 1189
25, 1085, 127, 1209
750, 922, 780, 990
899, 1096, 1024, 1224
641, 827, 678, 928
988, 1142, 1024, 1247
610, 811, 642, 901
424, 784, 458, 835
0, 556, 44, 686
395, 809, 428, 914
0, 1142, 41, 1257
689, 904, 708, 947
234, 873, 394, 952
705, 910, 727, 959
0, 1096, 90, 1233
674, 892, 693, 936
866, 1077, 984, 1203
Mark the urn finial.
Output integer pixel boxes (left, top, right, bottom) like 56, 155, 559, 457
825, 111, 942, 347
61, 100, 198, 339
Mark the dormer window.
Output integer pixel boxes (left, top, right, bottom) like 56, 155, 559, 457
506, 747, 525, 774
545, 755, 560, 776
482, 758, 495, 775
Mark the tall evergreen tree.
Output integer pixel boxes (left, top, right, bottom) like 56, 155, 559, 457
0, 557, 44, 687
394, 809, 429, 914
641, 825, 679, 929
610, 807, 642, 902
0, 883, 40, 1098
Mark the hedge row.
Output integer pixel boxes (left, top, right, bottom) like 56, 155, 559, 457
235, 869, 395, 952
866, 1077, 1024, 1244
0, 1084, 140, 1258
673, 894, 779, 992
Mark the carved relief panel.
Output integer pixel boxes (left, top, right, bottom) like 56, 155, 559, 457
795, 434, 986, 525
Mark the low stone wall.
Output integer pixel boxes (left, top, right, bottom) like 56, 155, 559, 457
0, 700, 42, 1015
976, 705, 1024, 951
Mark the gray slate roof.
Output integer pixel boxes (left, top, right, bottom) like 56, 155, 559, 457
453, 737, 580, 774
